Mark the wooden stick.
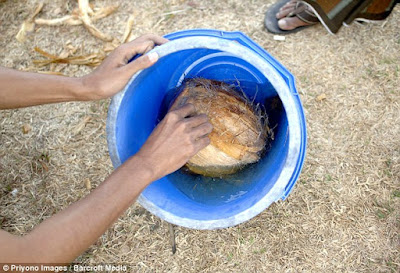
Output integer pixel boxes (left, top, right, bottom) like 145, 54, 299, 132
168, 223, 176, 254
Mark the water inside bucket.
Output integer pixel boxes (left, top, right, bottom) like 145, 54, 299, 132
157, 80, 285, 206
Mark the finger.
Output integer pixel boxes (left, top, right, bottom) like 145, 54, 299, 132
172, 104, 196, 119
191, 122, 213, 139
193, 136, 211, 152
113, 35, 168, 65
134, 33, 169, 46
131, 40, 156, 56
184, 114, 209, 128
128, 34, 169, 56
123, 52, 159, 75
121, 40, 156, 64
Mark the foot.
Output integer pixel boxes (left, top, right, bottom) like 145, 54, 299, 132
276, 1, 317, 31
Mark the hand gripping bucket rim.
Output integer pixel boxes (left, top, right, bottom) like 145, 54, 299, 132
107, 29, 307, 229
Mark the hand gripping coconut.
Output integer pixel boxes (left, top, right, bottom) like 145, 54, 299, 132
171, 78, 268, 177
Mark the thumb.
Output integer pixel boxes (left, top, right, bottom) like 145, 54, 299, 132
124, 52, 159, 74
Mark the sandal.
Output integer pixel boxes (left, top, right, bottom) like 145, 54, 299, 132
264, 0, 320, 34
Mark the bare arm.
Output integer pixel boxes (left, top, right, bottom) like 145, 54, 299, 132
0, 34, 168, 109
0, 104, 212, 263
0, 155, 152, 263
0, 34, 213, 263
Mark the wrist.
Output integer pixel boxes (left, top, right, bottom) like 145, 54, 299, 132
72, 75, 103, 101
124, 154, 156, 188
67, 76, 91, 101
74, 76, 94, 101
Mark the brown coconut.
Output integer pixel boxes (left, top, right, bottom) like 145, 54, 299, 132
170, 78, 267, 177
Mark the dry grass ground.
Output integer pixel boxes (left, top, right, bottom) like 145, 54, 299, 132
0, 0, 399, 272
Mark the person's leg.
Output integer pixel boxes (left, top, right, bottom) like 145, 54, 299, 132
276, 0, 318, 31
265, 0, 372, 34
264, 0, 319, 34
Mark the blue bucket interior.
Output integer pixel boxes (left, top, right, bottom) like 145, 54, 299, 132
114, 46, 290, 221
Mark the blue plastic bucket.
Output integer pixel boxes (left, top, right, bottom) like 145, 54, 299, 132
107, 29, 307, 230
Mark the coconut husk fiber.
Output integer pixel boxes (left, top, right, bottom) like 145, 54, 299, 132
170, 78, 268, 177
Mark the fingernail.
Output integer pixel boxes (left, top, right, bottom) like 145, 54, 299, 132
147, 52, 159, 63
